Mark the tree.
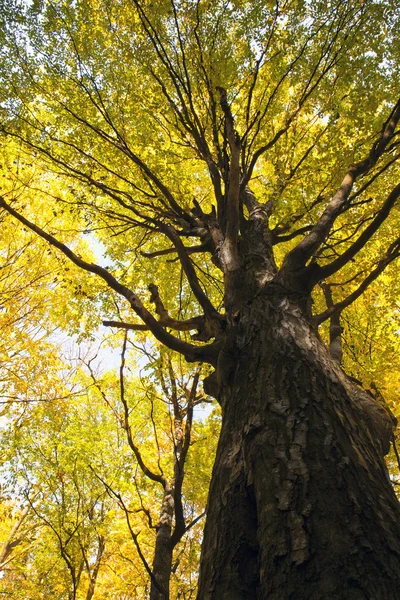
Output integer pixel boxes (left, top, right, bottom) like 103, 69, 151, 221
0, 338, 218, 599
0, 137, 109, 422
84, 340, 217, 599
1, 0, 400, 597
1, 378, 113, 600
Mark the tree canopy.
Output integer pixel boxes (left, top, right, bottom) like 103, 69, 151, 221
1, 0, 399, 360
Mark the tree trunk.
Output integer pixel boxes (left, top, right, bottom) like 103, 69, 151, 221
150, 486, 174, 600
197, 293, 400, 599
85, 535, 105, 600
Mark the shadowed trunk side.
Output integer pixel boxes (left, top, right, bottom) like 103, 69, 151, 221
198, 293, 400, 599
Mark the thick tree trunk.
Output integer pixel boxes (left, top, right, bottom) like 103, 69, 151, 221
198, 293, 400, 599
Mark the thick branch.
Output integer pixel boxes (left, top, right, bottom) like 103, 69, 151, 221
317, 182, 400, 279
0, 198, 218, 365
103, 312, 203, 333
102, 320, 149, 331
273, 225, 313, 244
282, 98, 400, 272
159, 225, 222, 324
216, 87, 241, 273
141, 241, 209, 259
0, 505, 30, 566
321, 283, 342, 363
314, 236, 400, 325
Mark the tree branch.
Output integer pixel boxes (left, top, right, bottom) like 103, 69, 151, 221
158, 225, 222, 325
320, 282, 342, 363
140, 241, 209, 259
170, 369, 199, 548
282, 97, 400, 272
185, 510, 206, 533
314, 236, 400, 325
0, 198, 219, 365
119, 331, 166, 486
0, 505, 31, 566
216, 87, 241, 273
317, 182, 400, 279
90, 468, 168, 599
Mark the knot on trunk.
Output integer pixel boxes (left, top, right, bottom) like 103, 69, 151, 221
203, 370, 219, 399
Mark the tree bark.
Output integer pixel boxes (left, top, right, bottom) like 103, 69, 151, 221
150, 486, 174, 600
198, 292, 400, 599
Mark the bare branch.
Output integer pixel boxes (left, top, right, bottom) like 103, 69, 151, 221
185, 510, 206, 533
170, 369, 199, 547
141, 241, 209, 259
273, 225, 313, 244
243, 0, 280, 138
242, 6, 357, 184
119, 332, 166, 486
102, 320, 149, 331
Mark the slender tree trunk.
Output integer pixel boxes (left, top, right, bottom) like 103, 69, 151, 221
150, 486, 174, 600
198, 293, 400, 599
85, 535, 105, 600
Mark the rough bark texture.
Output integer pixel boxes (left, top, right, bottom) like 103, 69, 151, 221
150, 487, 174, 600
197, 292, 400, 599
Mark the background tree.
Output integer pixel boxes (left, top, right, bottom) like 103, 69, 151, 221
1, 0, 400, 597
82, 339, 217, 600
0, 181, 71, 417
1, 339, 218, 599
1, 380, 114, 599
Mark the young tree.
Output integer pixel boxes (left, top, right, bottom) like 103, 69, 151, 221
84, 339, 217, 600
1, 0, 400, 597
87, 352, 218, 599
1, 388, 112, 600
